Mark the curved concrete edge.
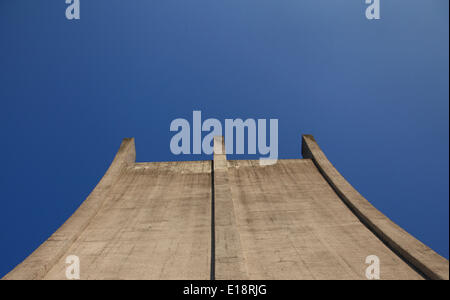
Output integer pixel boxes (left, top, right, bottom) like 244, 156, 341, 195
302, 135, 449, 280
3, 138, 136, 280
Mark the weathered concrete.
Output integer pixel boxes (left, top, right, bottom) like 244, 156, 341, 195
302, 134, 449, 280
225, 159, 423, 279
3, 135, 448, 280
213, 136, 248, 280
3, 138, 137, 280
4, 140, 212, 280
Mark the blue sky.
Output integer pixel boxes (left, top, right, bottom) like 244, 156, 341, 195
0, 1, 448, 277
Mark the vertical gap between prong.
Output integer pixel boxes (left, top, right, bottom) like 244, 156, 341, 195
210, 160, 216, 280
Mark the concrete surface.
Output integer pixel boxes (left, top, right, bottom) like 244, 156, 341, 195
225, 159, 422, 279
302, 135, 449, 280
3, 136, 448, 280
5, 139, 212, 280
213, 136, 249, 280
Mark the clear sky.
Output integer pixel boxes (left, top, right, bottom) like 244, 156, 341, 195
0, 1, 448, 277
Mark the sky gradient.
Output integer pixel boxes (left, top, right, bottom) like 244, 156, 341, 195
0, 0, 448, 277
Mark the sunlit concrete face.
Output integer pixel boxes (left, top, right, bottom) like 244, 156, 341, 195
225, 159, 421, 280
3, 136, 449, 280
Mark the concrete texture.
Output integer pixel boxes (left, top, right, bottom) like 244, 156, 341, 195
213, 136, 249, 280
3, 136, 448, 280
302, 135, 449, 280
4, 139, 212, 280
225, 159, 422, 279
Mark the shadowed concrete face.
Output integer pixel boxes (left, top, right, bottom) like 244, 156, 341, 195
44, 161, 212, 280
3, 136, 448, 280
4, 140, 212, 280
